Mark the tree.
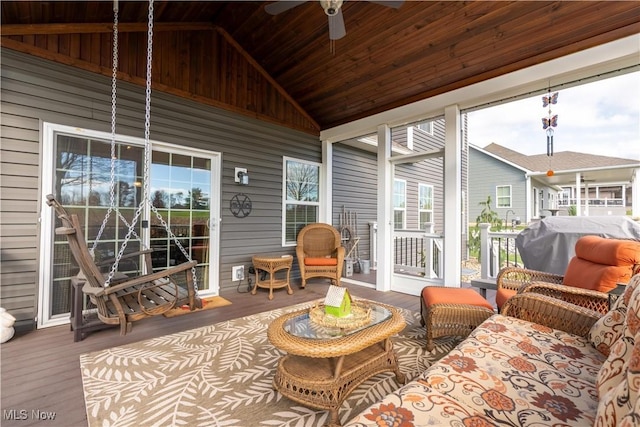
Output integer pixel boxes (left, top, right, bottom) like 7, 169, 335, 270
185, 187, 209, 210
468, 195, 503, 258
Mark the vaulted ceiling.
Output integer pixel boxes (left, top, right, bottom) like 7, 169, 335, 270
2, 1, 639, 135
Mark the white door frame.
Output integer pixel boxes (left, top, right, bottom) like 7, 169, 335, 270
38, 122, 221, 328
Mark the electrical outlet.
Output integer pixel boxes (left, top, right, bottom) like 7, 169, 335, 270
232, 265, 245, 281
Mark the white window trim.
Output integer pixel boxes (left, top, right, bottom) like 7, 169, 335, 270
394, 178, 407, 229
496, 184, 513, 208
415, 121, 434, 135
418, 183, 434, 229
282, 156, 322, 247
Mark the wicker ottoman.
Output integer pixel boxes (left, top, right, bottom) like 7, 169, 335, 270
420, 286, 495, 351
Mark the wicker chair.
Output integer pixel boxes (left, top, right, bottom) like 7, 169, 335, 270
296, 223, 345, 288
496, 235, 640, 314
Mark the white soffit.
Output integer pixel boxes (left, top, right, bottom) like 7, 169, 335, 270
320, 34, 640, 143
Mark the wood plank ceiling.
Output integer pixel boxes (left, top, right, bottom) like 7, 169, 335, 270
2, 1, 639, 135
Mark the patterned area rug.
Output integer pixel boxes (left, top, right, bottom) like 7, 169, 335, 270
80, 300, 460, 427
162, 295, 233, 318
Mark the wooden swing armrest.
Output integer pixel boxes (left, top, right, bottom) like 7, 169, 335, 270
82, 282, 106, 297
55, 226, 75, 235
101, 260, 197, 294
95, 249, 154, 267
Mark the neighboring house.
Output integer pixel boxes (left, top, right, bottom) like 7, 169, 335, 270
469, 143, 640, 225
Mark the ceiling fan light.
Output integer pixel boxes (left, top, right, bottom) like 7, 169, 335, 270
320, 0, 343, 16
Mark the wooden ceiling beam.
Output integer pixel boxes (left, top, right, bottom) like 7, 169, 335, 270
0, 22, 215, 36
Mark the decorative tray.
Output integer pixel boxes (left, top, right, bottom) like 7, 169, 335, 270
308, 302, 372, 330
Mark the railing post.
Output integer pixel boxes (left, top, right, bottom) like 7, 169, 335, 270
479, 223, 490, 279
369, 222, 377, 270
423, 222, 434, 278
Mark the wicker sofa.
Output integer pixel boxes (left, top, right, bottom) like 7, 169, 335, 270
345, 274, 640, 427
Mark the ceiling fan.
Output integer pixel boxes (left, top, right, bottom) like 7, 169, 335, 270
265, 0, 404, 41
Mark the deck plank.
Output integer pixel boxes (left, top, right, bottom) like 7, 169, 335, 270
1, 280, 422, 427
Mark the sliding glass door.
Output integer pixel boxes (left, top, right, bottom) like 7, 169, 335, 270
149, 150, 216, 294
40, 123, 220, 328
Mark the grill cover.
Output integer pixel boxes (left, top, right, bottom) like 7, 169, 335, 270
515, 216, 640, 275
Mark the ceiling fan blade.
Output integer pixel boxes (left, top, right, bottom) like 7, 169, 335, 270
366, 0, 404, 8
328, 9, 346, 40
265, 1, 307, 15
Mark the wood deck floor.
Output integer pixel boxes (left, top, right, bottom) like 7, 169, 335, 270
1, 280, 420, 427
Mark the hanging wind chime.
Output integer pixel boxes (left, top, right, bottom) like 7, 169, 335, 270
542, 88, 558, 177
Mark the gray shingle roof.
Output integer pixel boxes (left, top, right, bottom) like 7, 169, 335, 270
482, 143, 639, 173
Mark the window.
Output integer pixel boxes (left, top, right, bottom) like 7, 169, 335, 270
416, 121, 433, 135
283, 157, 320, 245
393, 179, 406, 229
496, 185, 512, 208
418, 183, 433, 229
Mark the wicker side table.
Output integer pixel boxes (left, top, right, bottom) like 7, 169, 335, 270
251, 254, 294, 300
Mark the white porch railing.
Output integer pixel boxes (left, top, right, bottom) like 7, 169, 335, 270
478, 223, 522, 279
558, 198, 624, 207
393, 223, 444, 279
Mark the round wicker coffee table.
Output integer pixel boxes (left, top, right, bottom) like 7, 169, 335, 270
251, 254, 293, 300
267, 301, 406, 427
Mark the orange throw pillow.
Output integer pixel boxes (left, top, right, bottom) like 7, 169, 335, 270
574, 235, 640, 267
304, 257, 338, 266
563, 257, 632, 292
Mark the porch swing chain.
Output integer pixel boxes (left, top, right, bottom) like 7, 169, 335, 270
104, 0, 198, 292
91, 0, 144, 256
90, 1, 119, 256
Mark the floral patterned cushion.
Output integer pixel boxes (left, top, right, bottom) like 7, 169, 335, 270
347, 279, 640, 427
594, 331, 640, 427
624, 275, 640, 336
596, 279, 640, 397
346, 314, 606, 427
588, 303, 626, 356
588, 273, 640, 355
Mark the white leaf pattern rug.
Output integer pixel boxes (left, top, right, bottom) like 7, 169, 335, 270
80, 300, 460, 427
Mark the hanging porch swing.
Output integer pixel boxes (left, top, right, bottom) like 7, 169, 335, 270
47, 0, 202, 337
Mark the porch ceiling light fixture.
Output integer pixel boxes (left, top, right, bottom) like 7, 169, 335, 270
320, 0, 343, 16
235, 167, 249, 185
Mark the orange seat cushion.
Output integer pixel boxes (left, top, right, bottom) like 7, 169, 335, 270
496, 288, 517, 309
563, 257, 632, 293
304, 257, 338, 266
574, 235, 640, 266
421, 287, 494, 311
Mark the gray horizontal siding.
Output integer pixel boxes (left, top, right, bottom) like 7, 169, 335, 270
332, 118, 470, 264
1, 48, 320, 330
332, 143, 378, 262
468, 148, 527, 223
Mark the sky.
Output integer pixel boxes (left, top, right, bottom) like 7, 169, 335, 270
467, 71, 640, 161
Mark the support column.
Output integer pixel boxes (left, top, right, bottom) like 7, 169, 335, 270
443, 105, 462, 287
575, 173, 582, 216
633, 168, 639, 218
525, 176, 532, 223
376, 124, 393, 292
321, 139, 333, 224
